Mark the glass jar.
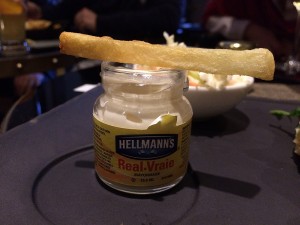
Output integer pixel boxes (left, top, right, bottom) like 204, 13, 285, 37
93, 61, 193, 194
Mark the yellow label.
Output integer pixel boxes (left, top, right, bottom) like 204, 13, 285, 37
93, 115, 192, 187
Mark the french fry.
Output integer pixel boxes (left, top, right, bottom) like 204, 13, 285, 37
59, 32, 275, 80
25, 19, 51, 30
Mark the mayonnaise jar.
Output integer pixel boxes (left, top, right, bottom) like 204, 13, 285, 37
93, 61, 193, 194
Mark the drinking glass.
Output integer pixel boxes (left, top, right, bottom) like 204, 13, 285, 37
0, 0, 29, 56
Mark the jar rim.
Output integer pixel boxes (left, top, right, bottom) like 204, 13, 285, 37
102, 61, 183, 76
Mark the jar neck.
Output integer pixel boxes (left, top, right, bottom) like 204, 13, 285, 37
101, 62, 186, 101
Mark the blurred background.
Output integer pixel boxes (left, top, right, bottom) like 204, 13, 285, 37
1, 0, 300, 132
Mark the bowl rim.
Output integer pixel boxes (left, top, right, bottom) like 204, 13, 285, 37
187, 76, 254, 91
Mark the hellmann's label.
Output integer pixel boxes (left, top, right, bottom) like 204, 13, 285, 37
116, 134, 178, 159
93, 115, 192, 187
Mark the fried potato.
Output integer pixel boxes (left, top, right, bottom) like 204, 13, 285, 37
25, 20, 51, 30
59, 32, 275, 80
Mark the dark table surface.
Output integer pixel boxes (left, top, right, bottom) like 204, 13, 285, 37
0, 86, 300, 225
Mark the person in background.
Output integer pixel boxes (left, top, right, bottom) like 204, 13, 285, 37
10, 0, 59, 97
27, 0, 183, 43
26, 0, 184, 85
202, 0, 297, 59
0, 0, 49, 98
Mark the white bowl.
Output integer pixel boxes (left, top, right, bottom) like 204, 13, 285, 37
184, 76, 254, 120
